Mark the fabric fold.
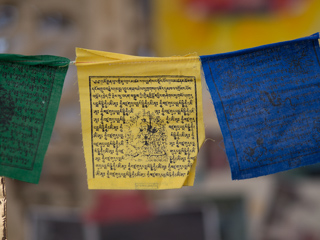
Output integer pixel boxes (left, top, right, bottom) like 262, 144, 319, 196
76, 48, 205, 189
0, 54, 70, 183
201, 33, 320, 179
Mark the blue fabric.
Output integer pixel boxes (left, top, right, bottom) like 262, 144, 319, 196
201, 33, 320, 179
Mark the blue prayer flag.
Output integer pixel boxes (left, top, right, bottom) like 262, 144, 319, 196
201, 33, 320, 179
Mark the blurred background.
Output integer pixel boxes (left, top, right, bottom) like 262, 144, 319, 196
1, 0, 320, 239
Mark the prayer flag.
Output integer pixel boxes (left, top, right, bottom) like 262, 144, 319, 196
76, 48, 205, 189
201, 33, 320, 179
0, 54, 70, 183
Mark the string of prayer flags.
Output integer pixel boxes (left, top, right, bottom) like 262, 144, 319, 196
76, 48, 205, 189
201, 33, 320, 180
0, 54, 70, 183
2, 33, 319, 187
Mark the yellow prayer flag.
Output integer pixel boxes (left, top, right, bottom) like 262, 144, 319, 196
76, 48, 205, 189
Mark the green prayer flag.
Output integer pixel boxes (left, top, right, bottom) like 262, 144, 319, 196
0, 54, 70, 183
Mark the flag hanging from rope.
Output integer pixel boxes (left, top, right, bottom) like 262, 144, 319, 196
76, 48, 205, 189
201, 33, 320, 179
0, 54, 70, 183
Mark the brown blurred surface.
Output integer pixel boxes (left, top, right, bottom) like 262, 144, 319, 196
1, 1, 148, 239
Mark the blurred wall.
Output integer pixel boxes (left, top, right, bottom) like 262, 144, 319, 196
152, 0, 320, 57
0, 1, 147, 240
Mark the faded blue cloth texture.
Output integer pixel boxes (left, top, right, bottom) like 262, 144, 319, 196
201, 33, 320, 179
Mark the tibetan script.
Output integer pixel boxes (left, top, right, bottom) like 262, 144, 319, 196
201, 32, 320, 179
88, 76, 200, 189
0, 55, 69, 183
76, 48, 205, 189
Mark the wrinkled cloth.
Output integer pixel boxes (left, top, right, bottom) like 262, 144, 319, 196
0, 54, 69, 183
76, 48, 205, 189
201, 33, 320, 179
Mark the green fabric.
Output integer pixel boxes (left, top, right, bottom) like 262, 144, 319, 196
0, 54, 70, 183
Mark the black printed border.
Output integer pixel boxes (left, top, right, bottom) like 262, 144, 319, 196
89, 75, 199, 178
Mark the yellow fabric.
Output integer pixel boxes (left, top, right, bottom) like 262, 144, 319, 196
153, 0, 320, 57
76, 48, 205, 189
